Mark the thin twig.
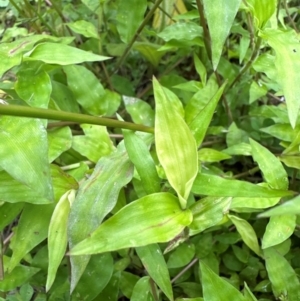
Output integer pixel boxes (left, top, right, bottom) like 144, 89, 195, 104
171, 258, 199, 283
233, 166, 260, 179
284, 0, 299, 33
113, 0, 165, 74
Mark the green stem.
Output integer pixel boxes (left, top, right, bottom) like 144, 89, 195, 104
0, 105, 154, 133
226, 37, 262, 91
113, 0, 164, 73
196, 0, 212, 60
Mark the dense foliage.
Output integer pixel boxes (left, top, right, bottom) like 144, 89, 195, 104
1, 0, 300, 300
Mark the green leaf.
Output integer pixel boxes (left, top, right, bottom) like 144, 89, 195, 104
123, 96, 155, 127
15, 61, 52, 109
0, 116, 53, 202
202, 0, 242, 70
0, 202, 24, 231
69, 192, 192, 255
250, 138, 288, 190
73, 253, 114, 301
0, 257, 40, 292
47, 126, 72, 163
192, 174, 293, 198
198, 148, 231, 162
123, 130, 160, 194
264, 247, 300, 300
230, 197, 280, 211
158, 22, 203, 42
8, 202, 55, 271
260, 123, 299, 142
200, 262, 247, 301
259, 195, 300, 217
167, 242, 195, 268
96, 272, 120, 301
246, 0, 276, 29
63, 65, 108, 116
72, 124, 115, 163
154, 77, 198, 208
190, 197, 231, 235
260, 29, 300, 127
188, 82, 226, 147
136, 244, 173, 301
262, 215, 296, 249
131, 276, 155, 301
68, 148, 133, 291
46, 190, 75, 292
116, 0, 147, 43
228, 215, 262, 257
66, 20, 99, 39
193, 53, 207, 85
28, 42, 110, 65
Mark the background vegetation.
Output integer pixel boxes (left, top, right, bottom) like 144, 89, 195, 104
0, 0, 300, 300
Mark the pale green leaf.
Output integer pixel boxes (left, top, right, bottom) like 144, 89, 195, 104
68, 148, 133, 291
136, 244, 173, 301
116, 0, 147, 43
260, 29, 300, 127
203, 0, 242, 70
250, 138, 288, 190
189, 82, 226, 147
0, 116, 53, 202
69, 193, 192, 255
259, 195, 300, 217
131, 276, 155, 301
72, 124, 114, 163
64, 65, 108, 115
192, 174, 293, 198
262, 215, 296, 249
198, 148, 231, 162
28, 42, 110, 65
264, 247, 300, 300
123, 130, 160, 194
201, 262, 247, 301
46, 190, 75, 292
154, 77, 198, 208
66, 20, 99, 39
229, 215, 262, 256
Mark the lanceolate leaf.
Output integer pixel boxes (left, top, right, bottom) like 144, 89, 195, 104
69, 193, 192, 255
46, 190, 75, 292
123, 130, 160, 194
189, 82, 226, 147
116, 0, 147, 43
28, 42, 110, 65
260, 29, 300, 127
154, 77, 198, 209
228, 215, 262, 257
192, 174, 293, 198
202, 0, 242, 70
0, 116, 53, 202
200, 262, 247, 301
136, 244, 173, 301
264, 247, 300, 300
68, 148, 133, 291
250, 138, 288, 190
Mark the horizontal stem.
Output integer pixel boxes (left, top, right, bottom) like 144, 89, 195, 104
0, 105, 154, 133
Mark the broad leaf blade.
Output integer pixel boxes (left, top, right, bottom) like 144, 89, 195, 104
264, 247, 300, 300
68, 148, 133, 291
250, 138, 288, 190
0, 116, 53, 202
69, 193, 192, 255
203, 0, 242, 70
201, 262, 246, 301
123, 130, 160, 194
192, 174, 293, 198
260, 29, 300, 127
154, 77, 198, 208
136, 244, 173, 301
28, 42, 110, 65
228, 215, 262, 257
116, 0, 147, 43
46, 190, 75, 292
